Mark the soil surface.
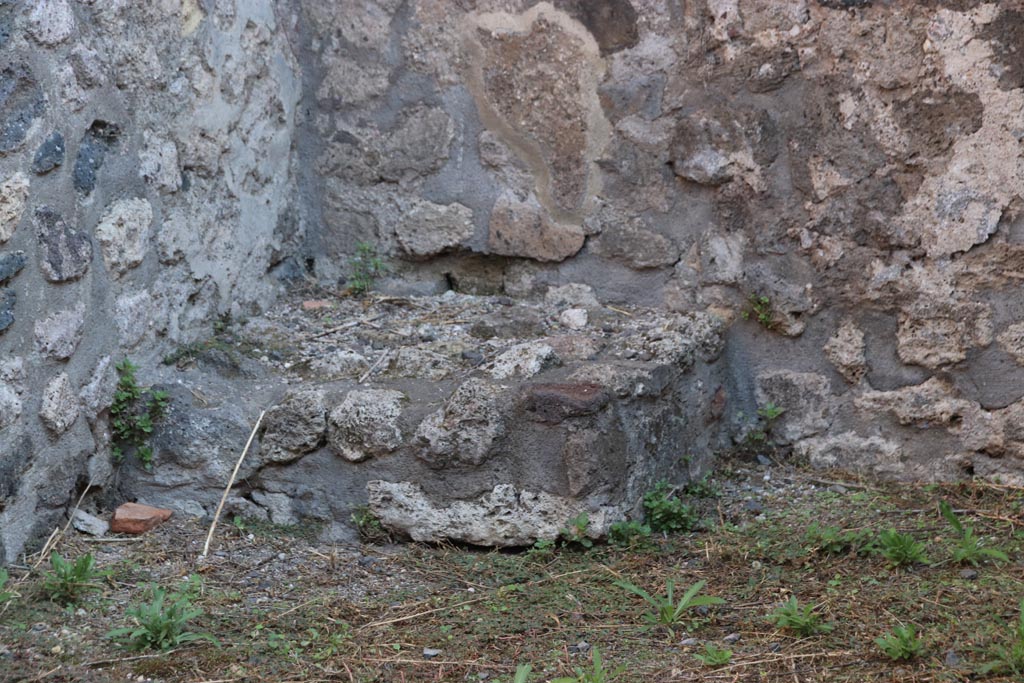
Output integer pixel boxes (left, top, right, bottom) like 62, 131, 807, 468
3, 460, 1024, 682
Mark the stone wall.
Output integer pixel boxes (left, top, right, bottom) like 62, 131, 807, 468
0, 0, 300, 562
295, 0, 1024, 484
3, 0, 1024, 560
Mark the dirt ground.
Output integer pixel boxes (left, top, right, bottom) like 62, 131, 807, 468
3, 459, 1024, 683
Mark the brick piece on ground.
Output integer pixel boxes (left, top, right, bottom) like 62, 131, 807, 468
110, 502, 173, 534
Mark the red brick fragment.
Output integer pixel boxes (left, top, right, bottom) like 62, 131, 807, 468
110, 502, 173, 534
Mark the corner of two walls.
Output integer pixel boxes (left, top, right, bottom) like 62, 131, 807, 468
297, 0, 1024, 485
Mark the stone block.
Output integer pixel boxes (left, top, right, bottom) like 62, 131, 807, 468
110, 502, 173, 534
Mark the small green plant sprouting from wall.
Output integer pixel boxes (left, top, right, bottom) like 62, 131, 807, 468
347, 242, 387, 295
742, 293, 775, 329
351, 505, 391, 544
643, 481, 698, 533
608, 520, 653, 548
559, 512, 594, 549
111, 359, 169, 471
738, 402, 785, 452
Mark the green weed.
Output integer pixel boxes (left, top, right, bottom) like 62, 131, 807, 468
348, 242, 386, 295
643, 481, 697, 533
513, 664, 533, 683
351, 506, 390, 543
111, 358, 169, 470
767, 597, 833, 637
940, 501, 1009, 566
608, 520, 652, 548
551, 647, 624, 683
560, 512, 594, 550
979, 599, 1024, 676
615, 578, 725, 635
742, 293, 775, 329
108, 583, 218, 651
694, 643, 733, 667
876, 529, 929, 567
0, 568, 15, 605
42, 552, 106, 605
804, 522, 875, 556
875, 624, 924, 661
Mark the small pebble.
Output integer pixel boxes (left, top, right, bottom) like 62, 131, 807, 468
828, 484, 848, 494
570, 640, 590, 654
743, 500, 764, 514
680, 637, 699, 647
768, 642, 782, 653
723, 633, 741, 644
959, 568, 978, 581
945, 650, 961, 666
423, 648, 442, 659
756, 454, 772, 467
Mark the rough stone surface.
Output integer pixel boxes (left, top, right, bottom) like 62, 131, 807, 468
0, 251, 25, 284
0, 63, 45, 155
545, 284, 599, 309
95, 199, 153, 278
114, 291, 151, 348
5, 0, 1024, 561
34, 303, 86, 360
487, 192, 585, 262
35, 207, 92, 282
72, 121, 119, 195
110, 503, 172, 535
0, 173, 29, 244
32, 132, 65, 175
559, 308, 588, 330
39, 373, 78, 435
825, 319, 867, 383
997, 323, 1024, 366
261, 390, 327, 463
0, 289, 14, 335
415, 378, 507, 468
795, 433, 905, 478
0, 380, 22, 431
897, 301, 992, 369
755, 371, 832, 444
327, 389, 405, 462
28, 0, 76, 46
593, 222, 680, 270
71, 509, 108, 537
367, 481, 613, 547
395, 201, 474, 260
